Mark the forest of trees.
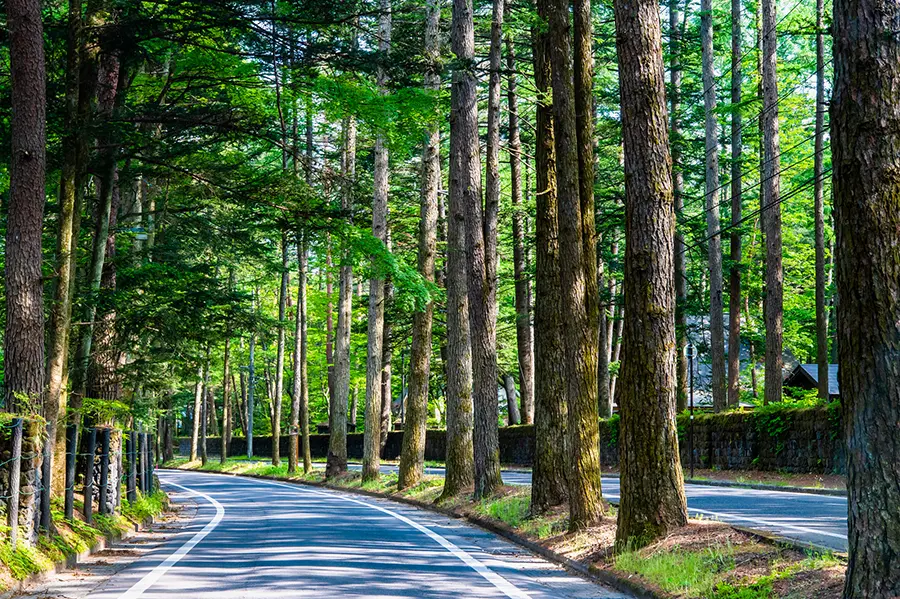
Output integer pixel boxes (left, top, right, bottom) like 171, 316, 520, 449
1, 0, 898, 595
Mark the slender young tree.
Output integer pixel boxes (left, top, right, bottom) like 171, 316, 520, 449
613, 0, 688, 546
220, 333, 231, 464
671, 0, 688, 413
273, 235, 289, 465
505, 6, 534, 425
398, 0, 441, 490
454, 0, 502, 498
290, 235, 311, 474
727, 0, 743, 407
190, 367, 202, 461
362, 0, 392, 483
832, 0, 900, 594
530, 1, 568, 512
701, 0, 726, 412
760, 0, 783, 405
813, 0, 828, 400
46, 0, 83, 493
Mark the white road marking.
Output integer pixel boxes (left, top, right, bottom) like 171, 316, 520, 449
117, 481, 225, 599
222, 475, 532, 599
687, 506, 848, 540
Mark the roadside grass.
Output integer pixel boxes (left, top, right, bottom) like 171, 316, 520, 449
167, 457, 846, 599
0, 488, 169, 589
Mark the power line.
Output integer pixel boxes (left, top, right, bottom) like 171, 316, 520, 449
679, 165, 833, 256
679, 134, 827, 227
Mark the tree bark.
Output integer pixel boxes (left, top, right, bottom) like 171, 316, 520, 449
832, 0, 900, 593
220, 335, 231, 463
506, 12, 535, 426
380, 275, 393, 447
761, 0, 783, 406
200, 349, 210, 465
273, 235, 289, 465
546, 0, 602, 529
504, 374, 521, 426
813, 0, 828, 400
71, 46, 123, 409
5, 0, 47, 414
671, 0, 688, 414
190, 367, 202, 461
328, 110, 356, 478
613, 0, 688, 546
290, 235, 311, 473
362, 0, 391, 483
530, 7, 568, 513
727, 0, 743, 408
455, 0, 502, 499
701, 0, 726, 412
398, 0, 441, 491
46, 0, 82, 494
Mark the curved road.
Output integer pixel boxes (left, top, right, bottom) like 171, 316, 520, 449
80, 470, 630, 598
326, 464, 848, 552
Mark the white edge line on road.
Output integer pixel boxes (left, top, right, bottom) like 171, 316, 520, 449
241, 476, 531, 599
687, 507, 848, 540
117, 481, 225, 599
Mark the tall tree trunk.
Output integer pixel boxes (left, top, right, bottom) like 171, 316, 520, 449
190, 367, 202, 461
200, 348, 210, 465
46, 0, 82, 494
5, 0, 47, 414
221, 334, 231, 463
701, 0, 726, 412
326, 239, 335, 403
362, 0, 392, 483
530, 5, 568, 513
350, 383, 358, 432
573, 0, 603, 529
613, 0, 688, 546
247, 312, 256, 458
833, 0, 900, 592
328, 110, 356, 478
761, 0, 783, 406
273, 236, 289, 465
504, 374, 521, 425
813, 0, 828, 400
439, 0, 480, 502
506, 13, 535, 426
455, 0, 502, 499
381, 275, 393, 447
546, 0, 601, 529
71, 47, 123, 409
290, 235, 311, 474
398, 0, 441, 491
727, 0, 743, 408
671, 0, 688, 414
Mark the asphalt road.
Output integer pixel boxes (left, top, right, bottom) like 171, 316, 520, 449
75, 469, 631, 598
327, 463, 849, 552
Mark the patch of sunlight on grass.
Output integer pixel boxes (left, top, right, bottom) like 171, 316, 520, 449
614, 542, 737, 598
475, 491, 531, 529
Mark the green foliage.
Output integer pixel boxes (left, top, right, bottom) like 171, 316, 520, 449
0, 541, 54, 580
603, 414, 620, 449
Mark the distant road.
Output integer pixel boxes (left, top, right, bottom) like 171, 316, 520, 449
82, 470, 632, 598
325, 463, 849, 552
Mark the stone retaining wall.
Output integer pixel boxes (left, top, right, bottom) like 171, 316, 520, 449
177, 405, 845, 475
